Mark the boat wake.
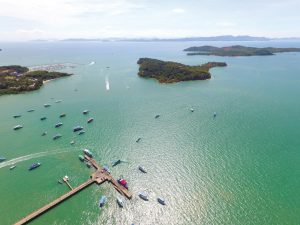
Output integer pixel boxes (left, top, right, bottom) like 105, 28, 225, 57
105, 77, 110, 91
0, 149, 70, 169
89, 61, 95, 66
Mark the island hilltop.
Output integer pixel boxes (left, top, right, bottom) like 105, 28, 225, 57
184, 45, 300, 56
0, 65, 72, 96
137, 58, 227, 83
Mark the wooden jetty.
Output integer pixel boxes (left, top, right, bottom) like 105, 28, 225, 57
14, 154, 132, 225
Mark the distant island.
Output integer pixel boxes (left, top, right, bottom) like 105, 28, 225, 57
0, 65, 72, 95
184, 45, 300, 56
137, 58, 227, 83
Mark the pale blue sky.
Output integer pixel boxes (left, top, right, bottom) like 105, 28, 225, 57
0, 0, 299, 41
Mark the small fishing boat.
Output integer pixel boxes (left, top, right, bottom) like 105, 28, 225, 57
60, 113, 66, 118
44, 104, 51, 108
41, 131, 47, 136
83, 110, 89, 115
112, 159, 121, 167
157, 197, 166, 205
9, 165, 16, 170
83, 149, 93, 158
136, 138, 141, 143
155, 115, 160, 119
138, 165, 147, 173
79, 155, 85, 162
116, 197, 124, 208
73, 126, 83, 132
190, 108, 194, 112
138, 192, 149, 201
27, 109, 35, 112
53, 134, 62, 140
87, 118, 94, 123
0, 157, 6, 162
78, 130, 85, 135
70, 141, 75, 145
40, 117, 47, 121
117, 178, 128, 189
99, 196, 107, 207
55, 122, 63, 128
13, 115, 21, 118
29, 162, 41, 171
13, 125, 23, 130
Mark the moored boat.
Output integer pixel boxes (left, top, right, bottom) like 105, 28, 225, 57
136, 138, 141, 143
78, 130, 85, 135
58, 180, 63, 184
55, 100, 62, 103
87, 118, 94, 123
213, 112, 217, 118
60, 113, 66, 118
0, 157, 6, 162
41, 131, 47, 136
53, 134, 62, 140
73, 126, 83, 132
40, 116, 47, 121
99, 196, 107, 207
29, 162, 41, 171
13, 125, 23, 130
79, 155, 85, 162
155, 114, 160, 119
55, 122, 63, 128
27, 109, 35, 112
117, 178, 128, 189
116, 197, 124, 208
190, 108, 194, 112
83, 110, 89, 115
13, 114, 21, 118
70, 141, 75, 145
44, 104, 51, 108
138, 165, 147, 173
103, 165, 110, 173
157, 197, 166, 205
83, 149, 93, 158
138, 192, 149, 201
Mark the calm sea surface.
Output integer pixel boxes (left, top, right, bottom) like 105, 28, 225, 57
0, 41, 299, 225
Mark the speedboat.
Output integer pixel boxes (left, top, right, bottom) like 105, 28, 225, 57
44, 104, 51, 108
99, 196, 107, 207
83, 110, 89, 115
78, 130, 85, 135
53, 134, 62, 140
13, 125, 23, 130
155, 115, 160, 119
41, 131, 47, 136
138, 165, 147, 173
83, 149, 93, 158
9, 165, 16, 170
55, 122, 63, 128
112, 159, 121, 167
136, 138, 141, 143
138, 192, 149, 201
73, 126, 83, 132
60, 113, 66, 118
117, 178, 128, 189
29, 162, 41, 171
87, 118, 94, 123
40, 117, 47, 121
13, 114, 21, 118
157, 197, 166, 205
79, 155, 85, 162
116, 197, 124, 208
27, 109, 35, 112
0, 157, 6, 162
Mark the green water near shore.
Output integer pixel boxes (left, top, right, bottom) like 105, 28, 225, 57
0, 41, 299, 225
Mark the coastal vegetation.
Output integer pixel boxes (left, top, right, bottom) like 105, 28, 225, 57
137, 58, 227, 83
184, 45, 300, 56
0, 65, 72, 95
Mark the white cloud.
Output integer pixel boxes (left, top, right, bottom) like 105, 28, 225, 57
172, 8, 185, 14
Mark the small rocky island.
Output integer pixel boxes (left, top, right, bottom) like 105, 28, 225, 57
184, 45, 300, 56
0, 65, 72, 95
137, 58, 227, 83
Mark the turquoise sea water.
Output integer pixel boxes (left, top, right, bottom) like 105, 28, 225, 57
0, 41, 299, 225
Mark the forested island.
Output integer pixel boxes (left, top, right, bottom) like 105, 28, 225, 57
137, 58, 227, 83
0, 65, 72, 95
184, 45, 300, 56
